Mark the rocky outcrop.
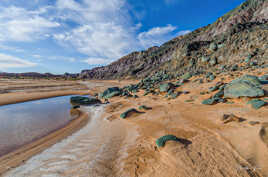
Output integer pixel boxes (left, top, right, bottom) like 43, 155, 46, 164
224, 75, 265, 98
80, 0, 268, 80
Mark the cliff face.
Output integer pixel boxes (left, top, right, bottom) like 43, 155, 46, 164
80, 0, 268, 80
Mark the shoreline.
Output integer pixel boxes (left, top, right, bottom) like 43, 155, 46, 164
0, 90, 92, 106
0, 110, 89, 175
0, 91, 91, 175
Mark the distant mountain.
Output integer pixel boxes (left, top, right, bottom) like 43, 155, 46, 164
80, 0, 268, 80
0, 72, 61, 79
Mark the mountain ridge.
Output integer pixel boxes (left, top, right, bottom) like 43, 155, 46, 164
80, 0, 268, 80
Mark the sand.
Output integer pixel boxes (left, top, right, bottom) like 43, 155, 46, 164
1, 71, 268, 176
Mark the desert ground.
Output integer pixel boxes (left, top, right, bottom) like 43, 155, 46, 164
1, 69, 268, 177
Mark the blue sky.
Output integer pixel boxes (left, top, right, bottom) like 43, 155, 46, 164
0, 0, 245, 74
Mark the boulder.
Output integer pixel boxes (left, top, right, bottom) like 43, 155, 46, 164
247, 99, 267, 109
209, 42, 217, 51
120, 108, 141, 119
138, 105, 152, 110
99, 87, 121, 99
156, 135, 181, 147
209, 57, 217, 66
181, 72, 192, 80
201, 56, 210, 62
224, 75, 264, 98
70, 96, 101, 106
202, 98, 216, 105
159, 83, 174, 92
221, 114, 245, 124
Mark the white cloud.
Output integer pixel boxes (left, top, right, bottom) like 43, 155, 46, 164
0, 6, 59, 42
53, 0, 136, 61
0, 53, 37, 69
138, 24, 177, 48
0, 0, 190, 67
83, 58, 111, 65
176, 30, 191, 36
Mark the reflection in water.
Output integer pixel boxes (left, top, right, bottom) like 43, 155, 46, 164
0, 96, 79, 156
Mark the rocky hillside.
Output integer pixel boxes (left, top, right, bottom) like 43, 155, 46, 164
80, 0, 268, 80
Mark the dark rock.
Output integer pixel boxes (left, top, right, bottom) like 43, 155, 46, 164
138, 105, 152, 110
70, 96, 101, 106
247, 99, 267, 109
221, 114, 245, 124
159, 82, 175, 92
248, 121, 260, 125
209, 74, 216, 81
99, 87, 121, 99
156, 135, 191, 147
209, 42, 218, 51
181, 72, 192, 80
120, 108, 141, 119
202, 98, 216, 105
201, 56, 210, 63
72, 105, 80, 109
224, 75, 264, 98
209, 57, 217, 66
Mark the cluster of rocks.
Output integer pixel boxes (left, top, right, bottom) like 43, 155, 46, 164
97, 72, 186, 100
202, 74, 268, 109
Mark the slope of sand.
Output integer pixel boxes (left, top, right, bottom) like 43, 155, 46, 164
2, 69, 268, 176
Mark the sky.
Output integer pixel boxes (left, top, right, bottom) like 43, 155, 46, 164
0, 0, 246, 74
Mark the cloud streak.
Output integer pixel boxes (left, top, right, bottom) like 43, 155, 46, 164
138, 24, 177, 48
0, 53, 36, 69
0, 0, 191, 67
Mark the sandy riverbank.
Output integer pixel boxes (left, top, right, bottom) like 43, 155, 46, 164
1, 69, 268, 176
0, 100, 89, 175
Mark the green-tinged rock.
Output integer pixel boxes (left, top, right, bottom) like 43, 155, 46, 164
259, 75, 268, 83
209, 75, 216, 81
224, 75, 264, 98
247, 99, 267, 110
209, 86, 219, 92
202, 98, 216, 105
138, 105, 152, 110
120, 108, 140, 119
200, 91, 206, 95
70, 96, 101, 106
170, 92, 179, 99
201, 56, 210, 62
72, 105, 80, 109
209, 42, 217, 51
181, 72, 192, 80
99, 87, 121, 99
213, 90, 224, 98
232, 75, 262, 87
156, 135, 181, 147
143, 90, 150, 96
159, 83, 174, 92
209, 57, 217, 66
231, 65, 238, 71
185, 99, 194, 102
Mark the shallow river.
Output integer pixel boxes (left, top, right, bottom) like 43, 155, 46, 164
0, 96, 77, 156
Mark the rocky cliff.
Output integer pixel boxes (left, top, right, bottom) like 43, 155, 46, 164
80, 0, 268, 80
